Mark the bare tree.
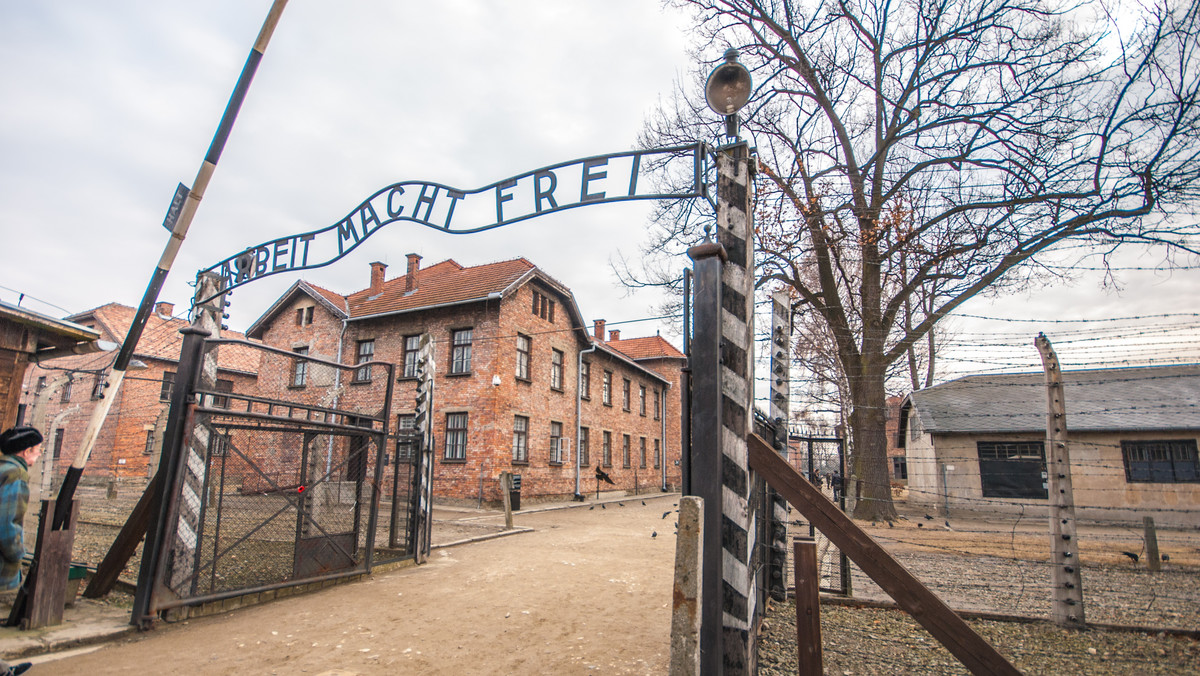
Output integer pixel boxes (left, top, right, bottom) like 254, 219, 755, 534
634, 0, 1200, 519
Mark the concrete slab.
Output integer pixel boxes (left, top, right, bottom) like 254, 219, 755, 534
0, 597, 133, 661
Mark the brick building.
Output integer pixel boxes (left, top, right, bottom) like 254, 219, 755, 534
245, 254, 685, 505
20, 302, 258, 485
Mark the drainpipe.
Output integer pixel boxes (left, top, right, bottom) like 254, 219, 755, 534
575, 342, 598, 499
660, 381, 669, 491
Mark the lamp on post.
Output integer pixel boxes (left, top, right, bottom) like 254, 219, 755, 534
704, 48, 752, 140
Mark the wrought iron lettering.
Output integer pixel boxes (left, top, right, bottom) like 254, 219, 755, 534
200, 144, 704, 296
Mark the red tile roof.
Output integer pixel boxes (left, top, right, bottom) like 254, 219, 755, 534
607, 335, 686, 361
70, 303, 258, 374
346, 258, 535, 318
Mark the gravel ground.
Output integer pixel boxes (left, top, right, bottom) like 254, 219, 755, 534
759, 600, 1200, 675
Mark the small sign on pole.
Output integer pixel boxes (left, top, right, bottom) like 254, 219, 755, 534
162, 182, 191, 232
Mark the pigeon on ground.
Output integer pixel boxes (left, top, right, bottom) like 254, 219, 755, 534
944, 521, 953, 530
618, 502, 625, 507
589, 506, 594, 510
651, 531, 658, 538
1162, 554, 1170, 562
642, 501, 646, 505
917, 523, 923, 528
1121, 551, 1139, 563
888, 521, 894, 528
662, 511, 671, 519
601, 504, 606, 510
924, 514, 934, 520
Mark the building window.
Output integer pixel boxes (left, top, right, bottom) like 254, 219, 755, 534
296, 306, 311, 326
602, 371, 612, 406
654, 439, 661, 468
53, 428, 64, 460
1122, 440, 1199, 483
977, 441, 1047, 499
580, 361, 591, 399
143, 430, 155, 455
622, 379, 631, 412
602, 431, 612, 467
622, 435, 631, 468
36, 376, 46, 392
892, 456, 908, 480
160, 372, 175, 401
532, 290, 555, 322
653, 389, 660, 420
354, 339, 375, 382
444, 412, 468, 460
579, 427, 590, 467
211, 379, 234, 409
639, 385, 646, 416
551, 349, 564, 391
639, 437, 647, 468
60, 379, 72, 403
90, 373, 107, 400
211, 432, 231, 458
550, 421, 564, 464
402, 335, 421, 378
512, 416, 529, 463
450, 329, 473, 374
396, 414, 416, 462
516, 334, 531, 380
292, 347, 309, 388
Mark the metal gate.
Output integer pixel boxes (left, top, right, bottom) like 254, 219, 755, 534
135, 333, 420, 620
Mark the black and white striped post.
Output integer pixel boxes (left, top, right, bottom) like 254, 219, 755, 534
688, 48, 758, 675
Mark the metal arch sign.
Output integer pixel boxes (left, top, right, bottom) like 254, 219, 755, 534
200, 143, 704, 295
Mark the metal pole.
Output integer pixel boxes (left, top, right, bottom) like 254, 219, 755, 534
687, 239, 725, 676
51, 0, 290, 530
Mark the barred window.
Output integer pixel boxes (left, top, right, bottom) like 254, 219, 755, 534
579, 427, 590, 467
396, 414, 417, 463
976, 441, 1047, 499
1122, 440, 1199, 483
159, 372, 174, 401
291, 347, 309, 388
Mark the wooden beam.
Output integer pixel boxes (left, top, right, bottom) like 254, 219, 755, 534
748, 433, 1020, 676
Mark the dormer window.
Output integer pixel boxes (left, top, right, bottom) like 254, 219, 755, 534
532, 290, 555, 322
296, 306, 314, 326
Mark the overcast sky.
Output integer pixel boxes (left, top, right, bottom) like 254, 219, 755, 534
2, 1, 1197, 395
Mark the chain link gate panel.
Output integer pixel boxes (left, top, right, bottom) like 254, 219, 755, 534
141, 337, 417, 616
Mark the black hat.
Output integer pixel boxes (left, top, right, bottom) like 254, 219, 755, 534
0, 427, 43, 455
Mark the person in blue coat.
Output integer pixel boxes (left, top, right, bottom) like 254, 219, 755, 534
0, 426, 43, 592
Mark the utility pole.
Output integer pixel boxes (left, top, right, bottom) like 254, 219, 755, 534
1035, 333, 1086, 629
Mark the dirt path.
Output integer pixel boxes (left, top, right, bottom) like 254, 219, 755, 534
43, 496, 680, 675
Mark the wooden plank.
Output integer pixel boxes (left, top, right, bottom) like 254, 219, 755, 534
793, 537, 822, 675
748, 433, 1021, 676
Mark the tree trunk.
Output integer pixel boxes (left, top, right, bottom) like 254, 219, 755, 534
848, 364, 897, 521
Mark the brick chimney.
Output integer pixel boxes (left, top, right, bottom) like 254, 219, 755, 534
608, 329, 620, 342
593, 319, 606, 341
370, 262, 387, 295
155, 302, 174, 318
405, 253, 422, 294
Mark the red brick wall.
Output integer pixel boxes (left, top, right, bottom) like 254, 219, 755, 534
252, 281, 684, 505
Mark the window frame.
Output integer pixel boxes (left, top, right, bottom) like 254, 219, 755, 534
639, 437, 647, 468
976, 440, 1048, 499
578, 427, 590, 467
450, 328, 473, 375
143, 430, 155, 455
444, 412, 469, 461
1122, 439, 1199, 483
639, 384, 646, 416
549, 421, 564, 465
396, 414, 417, 463
654, 439, 661, 468
516, 334, 532, 381
353, 339, 375, 383
512, 415, 530, 463
402, 334, 422, 379
550, 349, 564, 391
602, 370, 612, 406
653, 389, 660, 420
159, 372, 175, 401
602, 431, 612, 467
579, 361, 591, 400
60, 379, 72, 403
291, 347, 309, 388
622, 434, 631, 468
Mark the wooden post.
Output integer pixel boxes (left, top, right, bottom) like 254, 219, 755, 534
499, 472, 513, 531
793, 536, 822, 675
1035, 334, 1086, 629
669, 496, 704, 676
1144, 516, 1161, 572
